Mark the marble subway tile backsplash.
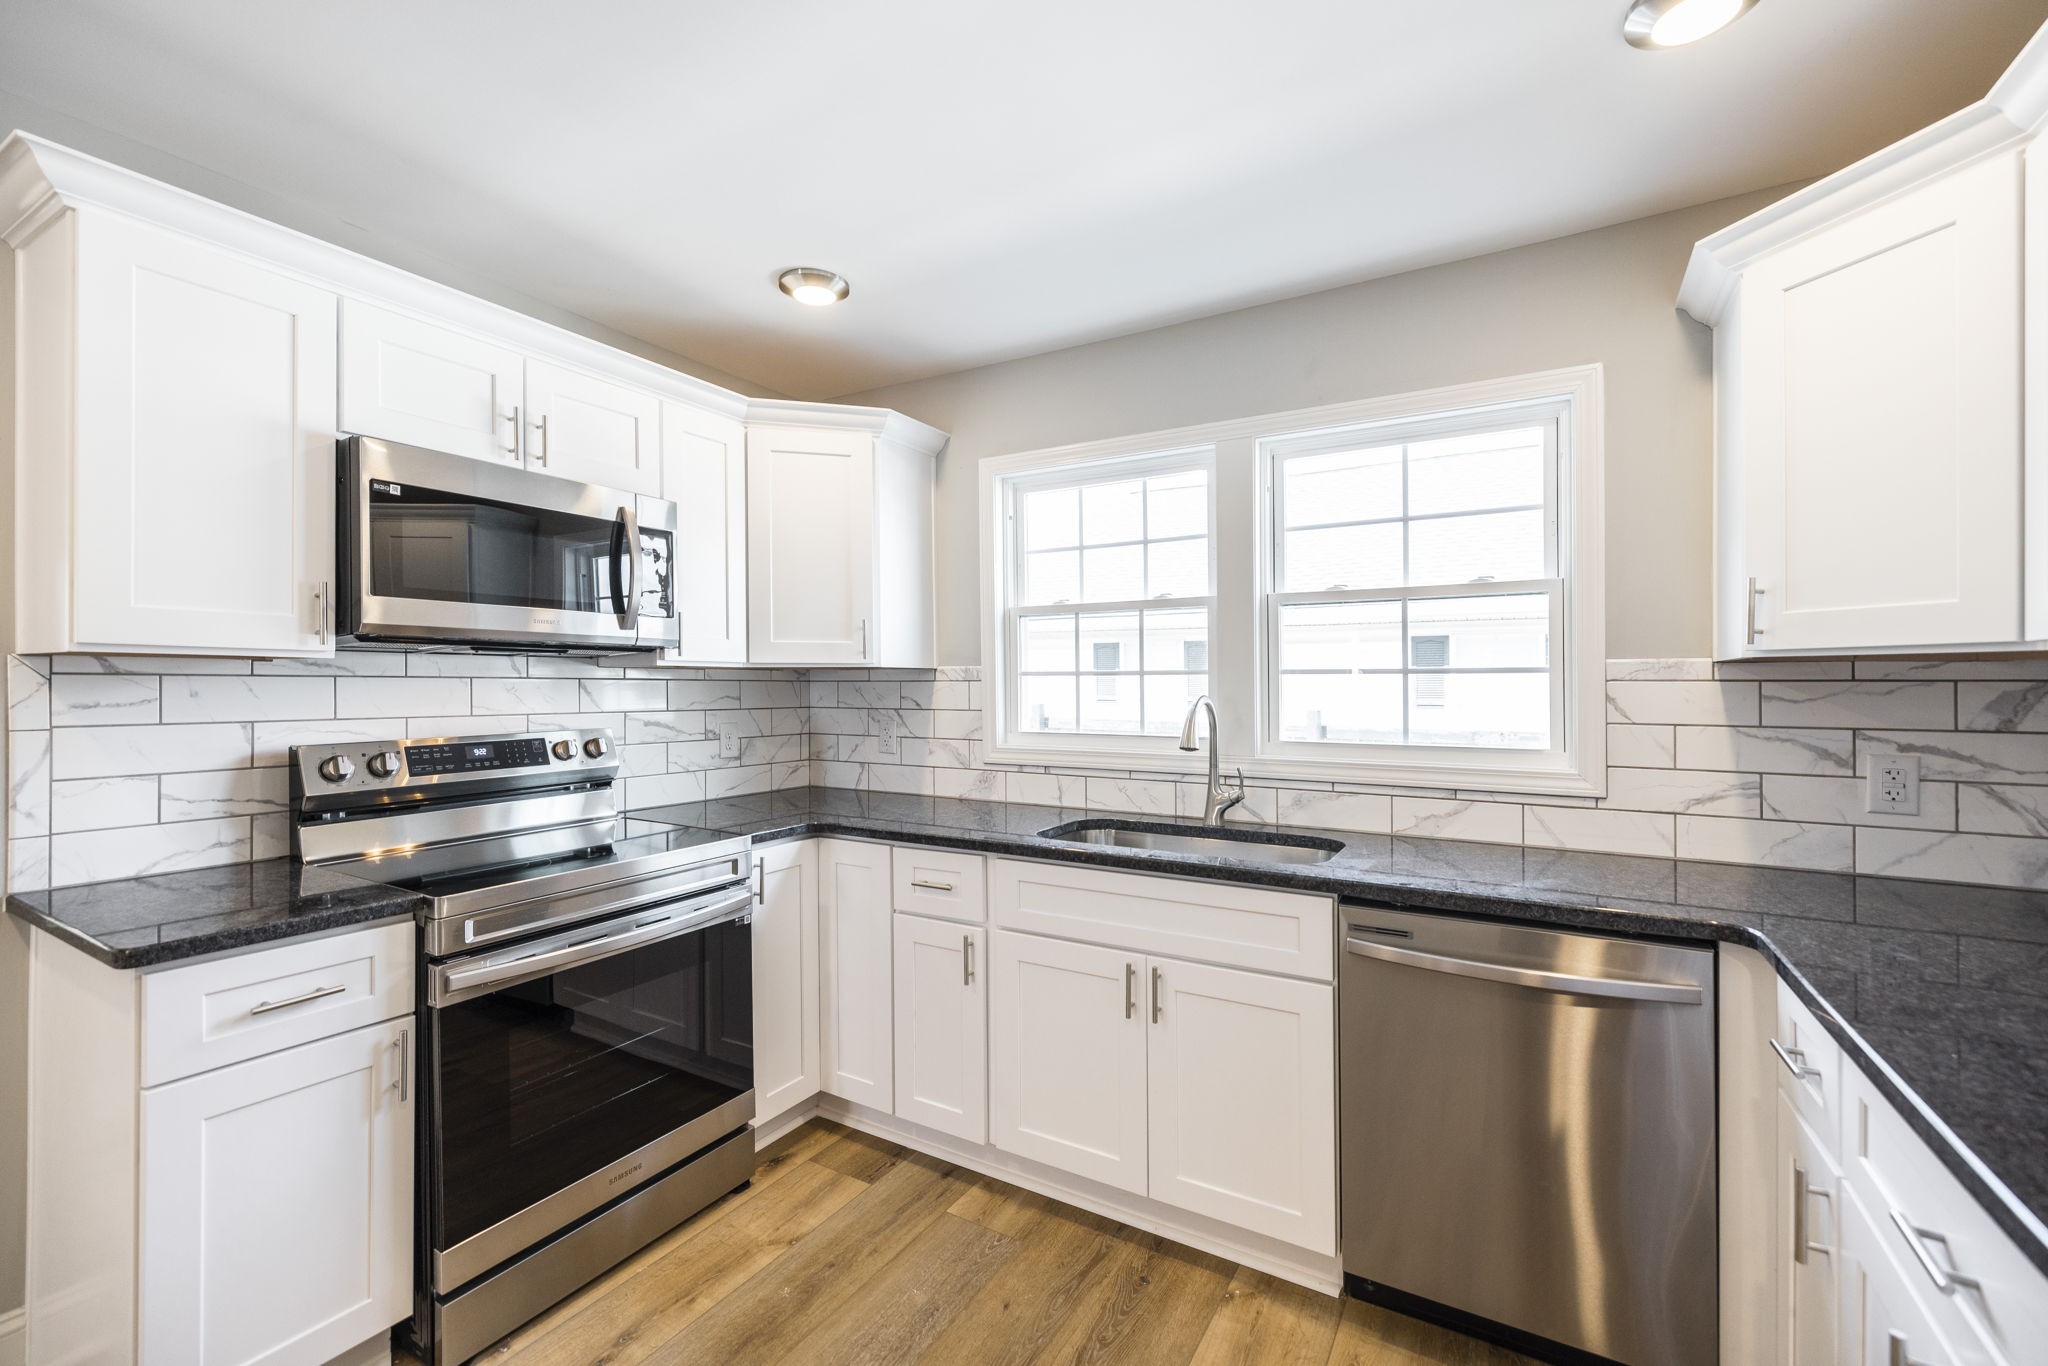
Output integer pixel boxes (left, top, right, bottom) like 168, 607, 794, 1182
10, 651, 2048, 893
5, 653, 808, 890
814, 657, 2048, 890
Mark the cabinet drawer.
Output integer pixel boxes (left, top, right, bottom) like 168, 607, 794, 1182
141, 922, 415, 1086
1843, 1064, 2048, 1366
991, 858, 1334, 980
1841, 1181, 1964, 1366
1772, 979, 1843, 1155
892, 846, 987, 923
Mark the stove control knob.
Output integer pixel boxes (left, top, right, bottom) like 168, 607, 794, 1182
583, 736, 611, 759
551, 739, 576, 762
367, 750, 402, 779
318, 755, 356, 783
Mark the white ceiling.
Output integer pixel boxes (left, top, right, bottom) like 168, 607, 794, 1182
3, 0, 2043, 399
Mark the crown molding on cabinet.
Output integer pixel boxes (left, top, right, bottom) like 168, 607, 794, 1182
0, 130, 755, 422
1677, 23, 2048, 327
746, 398, 950, 458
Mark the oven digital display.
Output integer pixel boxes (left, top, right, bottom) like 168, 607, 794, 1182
405, 737, 551, 775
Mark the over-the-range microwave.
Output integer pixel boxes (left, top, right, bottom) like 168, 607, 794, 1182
337, 436, 679, 653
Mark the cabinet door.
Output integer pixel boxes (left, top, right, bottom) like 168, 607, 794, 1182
72, 211, 337, 656
1840, 1182, 1963, 1366
662, 402, 749, 664
753, 841, 820, 1125
139, 1016, 412, 1366
1778, 1091, 1842, 1366
1740, 150, 2022, 651
338, 299, 523, 464
746, 425, 875, 665
892, 914, 987, 1143
989, 930, 1147, 1195
818, 839, 893, 1110
1145, 955, 1335, 1252
524, 358, 662, 496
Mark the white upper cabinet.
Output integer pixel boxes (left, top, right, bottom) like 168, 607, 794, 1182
663, 401, 749, 664
338, 299, 523, 464
746, 412, 941, 668
524, 358, 663, 496
1681, 34, 2048, 659
39, 209, 339, 657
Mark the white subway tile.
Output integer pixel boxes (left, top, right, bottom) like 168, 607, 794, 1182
1087, 777, 1176, 816
934, 768, 1006, 801
1713, 659, 1854, 681
251, 721, 390, 767
53, 654, 249, 674
8, 657, 50, 730
9, 838, 49, 891
406, 715, 515, 739
50, 674, 159, 726
161, 675, 333, 723
1956, 680, 2048, 733
1674, 726, 1854, 775
334, 677, 470, 718
579, 679, 665, 712
1008, 772, 1085, 807
471, 678, 581, 715
254, 654, 406, 676
811, 761, 866, 791
932, 711, 983, 741
1761, 774, 1956, 831
1525, 806, 1674, 858
1602, 768, 1759, 817
1606, 659, 1712, 681
1956, 784, 2048, 838
158, 768, 288, 820
742, 680, 803, 708
1607, 724, 1674, 768
867, 765, 933, 797
669, 679, 743, 710
50, 817, 249, 886
1855, 657, 2048, 680
404, 654, 528, 677
1390, 797, 1523, 845
625, 712, 709, 744
1274, 788, 1391, 834
1855, 731, 2048, 785
623, 771, 707, 808
1760, 680, 1953, 730
51, 776, 157, 833
526, 657, 623, 678
1679, 816, 1853, 872
53, 724, 251, 779
9, 730, 51, 837
1856, 828, 2048, 889
1606, 681, 1759, 726
619, 743, 669, 777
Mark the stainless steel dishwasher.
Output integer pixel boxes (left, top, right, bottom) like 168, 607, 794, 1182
1339, 903, 1717, 1366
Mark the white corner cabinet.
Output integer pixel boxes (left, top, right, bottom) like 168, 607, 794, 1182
22, 921, 416, 1366
1679, 31, 2048, 657
1719, 944, 2048, 1366
0, 133, 944, 664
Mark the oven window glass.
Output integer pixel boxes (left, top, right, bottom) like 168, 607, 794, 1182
369, 480, 666, 616
429, 917, 752, 1254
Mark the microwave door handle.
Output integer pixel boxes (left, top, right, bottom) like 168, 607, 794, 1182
611, 504, 639, 631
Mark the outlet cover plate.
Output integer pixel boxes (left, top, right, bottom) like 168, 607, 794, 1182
1868, 753, 1921, 816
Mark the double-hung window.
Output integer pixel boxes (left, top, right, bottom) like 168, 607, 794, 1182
997, 449, 1213, 750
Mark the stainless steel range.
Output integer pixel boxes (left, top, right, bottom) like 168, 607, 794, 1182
290, 728, 757, 1366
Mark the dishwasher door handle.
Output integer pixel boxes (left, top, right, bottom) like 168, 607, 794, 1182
1343, 937, 1704, 1005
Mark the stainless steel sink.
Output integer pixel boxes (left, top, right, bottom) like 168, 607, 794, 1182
1038, 820, 1341, 865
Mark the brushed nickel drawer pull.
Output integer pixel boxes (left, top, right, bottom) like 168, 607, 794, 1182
962, 935, 975, 986
911, 879, 956, 892
1124, 963, 1136, 1020
249, 982, 348, 1016
1889, 1209, 1980, 1295
1770, 1037, 1822, 1080
1151, 966, 1163, 1024
393, 1027, 411, 1104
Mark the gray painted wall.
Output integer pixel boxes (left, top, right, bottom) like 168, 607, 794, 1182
836, 186, 1793, 665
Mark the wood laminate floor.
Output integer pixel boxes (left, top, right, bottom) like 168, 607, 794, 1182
406, 1120, 1536, 1366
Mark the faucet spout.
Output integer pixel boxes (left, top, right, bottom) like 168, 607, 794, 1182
1179, 695, 1244, 826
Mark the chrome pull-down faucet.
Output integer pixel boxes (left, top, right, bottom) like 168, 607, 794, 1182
1178, 695, 1245, 826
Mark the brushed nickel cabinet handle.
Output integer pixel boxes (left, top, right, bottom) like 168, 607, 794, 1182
531, 412, 550, 466
1770, 1037, 1822, 1080
1889, 1209, 1980, 1295
393, 1027, 410, 1104
1746, 577, 1764, 645
503, 403, 521, 458
1124, 963, 1136, 1020
1793, 1162, 1833, 1263
962, 935, 974, 986
1150, 966, 1163, 1024
910, 879, 955, 892
250, 982, 347, 1016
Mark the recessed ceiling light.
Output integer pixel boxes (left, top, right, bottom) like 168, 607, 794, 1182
1622, 0, 1759, 49
777, 267, 850, 307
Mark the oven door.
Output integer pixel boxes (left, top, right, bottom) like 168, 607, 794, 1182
423, 881, 752, 1292
343, 436, 677, 651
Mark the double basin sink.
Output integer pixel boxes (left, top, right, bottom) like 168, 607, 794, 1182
1037, 818, 1341, 866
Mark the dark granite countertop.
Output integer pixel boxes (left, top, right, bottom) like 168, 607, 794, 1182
626, 786, 2048, 1277
5, 859, 425, 969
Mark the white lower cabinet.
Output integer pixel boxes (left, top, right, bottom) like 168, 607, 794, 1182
139, 1017, 414, 1366
818, 839, 894, 1111
891, 914, 987, 1144
752, 840, 820, 1126
1146, 957, 1335, 1253
1778, 1090, 1842, 1366
989, 931, 1149, 1194
1840, 1181, 1961, 1366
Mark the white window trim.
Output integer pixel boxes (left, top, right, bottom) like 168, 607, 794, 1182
980, 365, 1605, 796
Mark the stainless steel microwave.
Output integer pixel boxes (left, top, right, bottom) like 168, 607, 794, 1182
338, 436, 679, 653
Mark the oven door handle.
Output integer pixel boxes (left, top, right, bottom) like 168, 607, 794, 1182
610, 504, 639, 631
430, 885, 750, 1007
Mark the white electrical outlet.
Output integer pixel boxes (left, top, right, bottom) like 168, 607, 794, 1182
878, 711, 899, 756
1867, 753, 1921, 816
718, 721, 741, 760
